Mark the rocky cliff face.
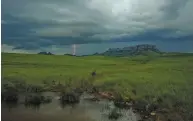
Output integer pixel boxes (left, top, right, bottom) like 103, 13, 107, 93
99, 44, 161, 56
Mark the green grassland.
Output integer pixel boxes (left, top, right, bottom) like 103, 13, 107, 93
2, 53, 193, 111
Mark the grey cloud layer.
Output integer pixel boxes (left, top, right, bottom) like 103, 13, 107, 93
2, 0, 193, 50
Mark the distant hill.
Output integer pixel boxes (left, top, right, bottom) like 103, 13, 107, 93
96, 44, 162, 57
38, 52, 53, 55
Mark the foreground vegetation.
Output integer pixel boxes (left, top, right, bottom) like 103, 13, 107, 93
2, 52, 193, 120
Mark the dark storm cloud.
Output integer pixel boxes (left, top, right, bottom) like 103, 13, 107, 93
161, 0, 189, 20
1, 0, 193, 52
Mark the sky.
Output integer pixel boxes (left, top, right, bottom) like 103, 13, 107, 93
1, 0, 193, 55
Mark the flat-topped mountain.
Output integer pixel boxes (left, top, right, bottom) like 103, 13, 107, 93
98, 44, 161, 56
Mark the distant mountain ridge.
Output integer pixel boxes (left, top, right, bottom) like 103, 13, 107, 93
97, 44, 161, 56
37, 44, 161, 57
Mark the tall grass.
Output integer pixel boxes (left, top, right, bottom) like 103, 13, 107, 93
2, 53, 193, 116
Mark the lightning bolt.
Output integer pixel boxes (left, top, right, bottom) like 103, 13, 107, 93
72, 44, 76, 55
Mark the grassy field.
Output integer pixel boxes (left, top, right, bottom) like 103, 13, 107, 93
2, 53, 193, 112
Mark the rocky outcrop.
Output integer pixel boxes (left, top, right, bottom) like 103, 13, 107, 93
99, 44, 161, 56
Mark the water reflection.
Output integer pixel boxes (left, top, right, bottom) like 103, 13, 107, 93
2, 92, 139, 121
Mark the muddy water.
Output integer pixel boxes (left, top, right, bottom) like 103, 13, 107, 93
1, 92, 140, 121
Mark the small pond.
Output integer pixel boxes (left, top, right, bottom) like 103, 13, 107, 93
2, 92, 141, 121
